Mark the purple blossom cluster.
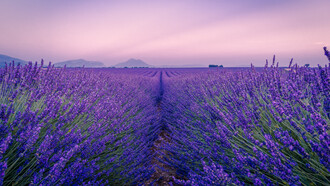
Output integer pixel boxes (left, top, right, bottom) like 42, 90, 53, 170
0, 59, 329, 185
0, 62, 164, 185
160, 61, 330, 185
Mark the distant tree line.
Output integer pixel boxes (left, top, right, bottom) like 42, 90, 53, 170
209, 64, 223, 68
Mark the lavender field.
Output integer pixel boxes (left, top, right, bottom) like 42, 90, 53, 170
0, 60, 329, 185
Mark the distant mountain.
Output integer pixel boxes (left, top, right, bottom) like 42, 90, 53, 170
114, 58, 151, 68
0, 54, 28, 67
54, 59, 105, 68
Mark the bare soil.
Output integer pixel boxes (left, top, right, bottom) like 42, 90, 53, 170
145, 130, 179, 186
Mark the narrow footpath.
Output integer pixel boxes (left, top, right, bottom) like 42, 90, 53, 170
145, 71, 178, 185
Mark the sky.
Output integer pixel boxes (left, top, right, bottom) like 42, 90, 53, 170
0, 0, 329, 67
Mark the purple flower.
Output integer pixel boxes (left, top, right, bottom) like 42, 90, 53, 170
0, 161, 7, 185
0, 134, 12, 158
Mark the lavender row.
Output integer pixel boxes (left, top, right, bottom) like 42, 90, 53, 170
161, 62, 330, 185
0, 62, 162, 185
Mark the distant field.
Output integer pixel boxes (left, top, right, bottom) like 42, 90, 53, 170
0, 62, 329, 185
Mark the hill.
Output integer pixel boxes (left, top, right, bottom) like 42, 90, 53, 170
0, 54, 28, 67
54, 59, 105, 68
114, 58, 151, 68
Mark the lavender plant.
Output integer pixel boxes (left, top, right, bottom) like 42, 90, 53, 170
1, 59, 329, 185
161, 62, 330, 185
0, 62, 161, 185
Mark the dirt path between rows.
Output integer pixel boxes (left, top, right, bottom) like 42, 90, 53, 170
144, 71, 179, 185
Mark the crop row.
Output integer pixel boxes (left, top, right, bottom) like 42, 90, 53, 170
161, 61, 330, 185
1, 60, 329, 185
0, 62, 163, 185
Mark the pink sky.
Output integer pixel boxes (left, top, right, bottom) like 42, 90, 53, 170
0, 0, 329, 66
